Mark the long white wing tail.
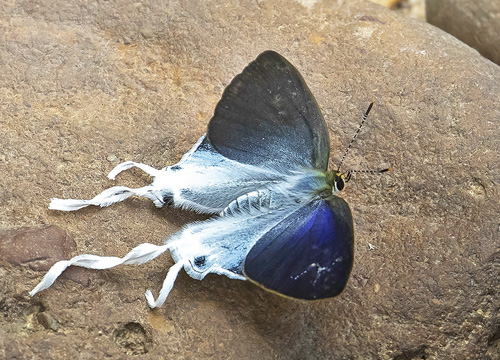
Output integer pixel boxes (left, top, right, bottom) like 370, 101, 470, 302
29, 242, 174, 308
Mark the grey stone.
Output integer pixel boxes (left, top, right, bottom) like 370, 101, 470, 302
1, 0, 499, 359
426, 0, 500, 65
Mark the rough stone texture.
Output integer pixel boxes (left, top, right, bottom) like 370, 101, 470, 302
0, 226, 74, 271
426, 0, 500, 65
1, 0, 499, 359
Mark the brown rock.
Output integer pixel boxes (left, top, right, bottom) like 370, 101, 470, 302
426, 0, 500, 65
0, 226, 92, 288
0, 0, 499, 359
0, 226, 75, 271
0, 338, 23, 360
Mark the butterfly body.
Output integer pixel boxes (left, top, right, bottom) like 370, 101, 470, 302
31, 51, 356, 307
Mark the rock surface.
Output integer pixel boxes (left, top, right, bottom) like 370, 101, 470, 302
426, 0, 500, 65
1, 0, 499, 359
0, 226, 74, 271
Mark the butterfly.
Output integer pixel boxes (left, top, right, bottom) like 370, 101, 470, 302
30, 51, 385, 308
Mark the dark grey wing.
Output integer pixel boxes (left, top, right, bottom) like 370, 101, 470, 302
207, 51, 330, 171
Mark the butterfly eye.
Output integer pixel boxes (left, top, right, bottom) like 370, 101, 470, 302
335, 176, 345, 192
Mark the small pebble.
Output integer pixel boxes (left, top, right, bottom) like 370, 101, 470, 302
107, 154, 120, 164
37, 312, 60, 332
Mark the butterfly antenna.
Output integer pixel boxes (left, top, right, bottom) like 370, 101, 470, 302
345, 168, 392, 183
337, 101, 374, 171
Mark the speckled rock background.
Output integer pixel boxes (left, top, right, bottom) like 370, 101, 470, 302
1, 0, 499, 359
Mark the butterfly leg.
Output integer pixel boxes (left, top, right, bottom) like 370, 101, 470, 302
144, 260, 186, 308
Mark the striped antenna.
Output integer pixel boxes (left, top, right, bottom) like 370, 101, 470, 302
345, 168, 392, 183
337, 101, 374, 171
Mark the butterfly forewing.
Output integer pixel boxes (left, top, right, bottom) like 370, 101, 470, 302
243, 196, 354, 300
207, 50, 330, 171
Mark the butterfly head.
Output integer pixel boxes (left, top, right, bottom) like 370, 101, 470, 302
328, 171, 348, 194
329, 168, 391, 195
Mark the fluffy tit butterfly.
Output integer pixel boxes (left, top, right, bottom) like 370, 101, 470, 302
31, 51, 381, 308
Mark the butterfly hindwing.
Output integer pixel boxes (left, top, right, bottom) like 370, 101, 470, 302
207, 50, 330, 171
243, 196, 354, 300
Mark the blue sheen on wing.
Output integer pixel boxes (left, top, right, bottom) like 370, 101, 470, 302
243, 196, 354, 300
